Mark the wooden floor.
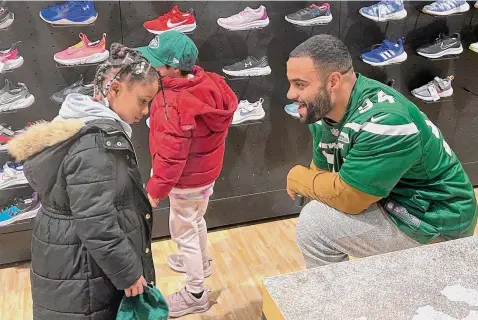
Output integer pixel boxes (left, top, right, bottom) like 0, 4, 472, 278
0, 218, 304, 320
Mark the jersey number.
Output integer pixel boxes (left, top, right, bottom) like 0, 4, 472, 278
359, 91, 394, 113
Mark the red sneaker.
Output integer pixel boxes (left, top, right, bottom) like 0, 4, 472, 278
144, 6, 196, 34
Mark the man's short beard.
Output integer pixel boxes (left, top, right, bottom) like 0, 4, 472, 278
302, 86, 333, 124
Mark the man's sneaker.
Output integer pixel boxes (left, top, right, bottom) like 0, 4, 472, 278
232, 99, 265, 124
0, 81, 35, 112
217, 6, 269, 31
470, 42, 478, 53
223, 56, 271, 77
359, 0, 407, 22
0, 43, 23, 73
0, 162, 28, 190
285, 3, 332, 26
284, 103, 300, 119
417, 33, 463, 59
40, 0, 97, 25
361, 38, 407, 66
0, 7, 14, 29
54, 33, 109, 66
144, 6, 196, 34
167, 254, 212, 277
422, 0, 470, 15
0, 193, 40, 227
166, 287, 210, 318
411, 76, 454, 102
51, 74, 94, 103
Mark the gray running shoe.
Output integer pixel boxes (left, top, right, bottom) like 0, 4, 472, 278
0, 79, 35, 112
285, 3, 333, 26
411, 76, 454, 102
417, 33, 463, 59
222, 56, 271, 77
0, 6, 14, 29
51, 74, 94, 103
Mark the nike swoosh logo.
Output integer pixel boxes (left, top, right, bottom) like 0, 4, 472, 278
167, 19, 187, 28
440, 42, 457, 50
371, 114, 389, 123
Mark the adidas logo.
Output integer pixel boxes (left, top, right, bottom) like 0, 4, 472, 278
173, 57, 180, 64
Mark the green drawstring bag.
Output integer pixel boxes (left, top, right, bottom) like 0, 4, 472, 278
116, 285, 169, 320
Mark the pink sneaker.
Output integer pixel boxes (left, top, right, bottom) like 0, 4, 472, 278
217, 6, 269, 30
166, 287, 210, 318
0, 43, 23, 73
54, 33, 109, 66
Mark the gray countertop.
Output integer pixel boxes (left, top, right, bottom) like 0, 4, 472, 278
263, 237, 478, 320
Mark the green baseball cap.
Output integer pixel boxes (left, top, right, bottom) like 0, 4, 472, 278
136, 30, 198, 71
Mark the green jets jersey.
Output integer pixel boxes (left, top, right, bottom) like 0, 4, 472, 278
309, 74, 477, 244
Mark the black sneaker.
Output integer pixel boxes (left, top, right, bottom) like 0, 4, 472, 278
222, 56, 271, 77
51, 74, 94, 104
285, 3, 333, 26
417, 33, 463, 59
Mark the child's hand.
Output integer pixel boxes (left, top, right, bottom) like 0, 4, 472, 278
148, 194, 160, 207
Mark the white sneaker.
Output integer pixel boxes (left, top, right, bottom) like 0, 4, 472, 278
0, 162, 28, 189
217, 6, 269, 30
232, 98, 265, 124
470, 42, 478, 54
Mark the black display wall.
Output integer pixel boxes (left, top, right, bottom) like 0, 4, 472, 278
0, 1, 477, 265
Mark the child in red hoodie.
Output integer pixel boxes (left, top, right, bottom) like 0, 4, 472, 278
137, 31, 238, 317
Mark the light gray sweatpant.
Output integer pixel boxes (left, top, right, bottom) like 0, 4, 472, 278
296, 201, 421, 268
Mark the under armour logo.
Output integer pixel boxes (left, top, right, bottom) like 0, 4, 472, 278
244, 62, 252, 67
83, 5, 89, 10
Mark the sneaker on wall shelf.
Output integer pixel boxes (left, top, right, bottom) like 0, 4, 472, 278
285, 3, 332, 26
0, 162, 28, 190
422, 0, 470, 15
0, 6, 14, 29
51, 74, 94, 103
0, 42, 23, 73
0, 80, 35, 113
232, 98, 265, 125
217, 6, 269, 31
144, 6, 196, 34
284, 103, 300, 119
40, 0, 97, 25
0, 122, 25, 152
222, 56, 271, 77
470, 43, 478, 53
416, 33, 463, 59
54, 33, 109, 66
361, 38, 407, 66
0, 193, 41, 227
359, 0, 407, 22
411, 76, 454, 102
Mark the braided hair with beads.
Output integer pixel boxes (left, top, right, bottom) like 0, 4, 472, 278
94, 43, 169, 119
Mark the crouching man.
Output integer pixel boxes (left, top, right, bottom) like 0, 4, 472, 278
286, 35, 477, 268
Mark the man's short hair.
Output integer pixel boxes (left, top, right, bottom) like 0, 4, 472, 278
290, 34, 353, 74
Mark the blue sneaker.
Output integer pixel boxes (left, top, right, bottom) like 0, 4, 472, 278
423, 0, 470, 15
40, 0, 97, 25
361, 38, 407, 66
284, 103, 300, 119
360, 0, 407, 22
0, 193, 40, 227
